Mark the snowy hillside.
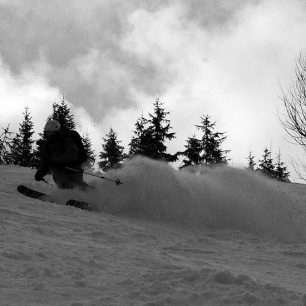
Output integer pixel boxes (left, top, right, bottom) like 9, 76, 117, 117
1, 157, 306, 306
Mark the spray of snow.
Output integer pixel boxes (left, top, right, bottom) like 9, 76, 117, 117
53, 156, 306, 242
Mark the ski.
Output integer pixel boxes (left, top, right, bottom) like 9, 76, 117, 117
66, 199, 90, 210
17, 184, 47, 199
17, 185, 92, 211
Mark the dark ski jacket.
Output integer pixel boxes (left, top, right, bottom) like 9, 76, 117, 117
36, 131, 83, 178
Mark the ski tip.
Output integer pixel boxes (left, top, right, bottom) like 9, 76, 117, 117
17, 185, 26, 191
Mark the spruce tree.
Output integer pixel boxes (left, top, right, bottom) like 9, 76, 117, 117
180, 115, 229, 168
49, 96, 76, 131
197, 115, 229, 165
129, 114, 153, 157
99, 128, 126, 171
148, 98, 177, 162
129, 98, 177, 162
246, 151, 256, 170
0, 124, 13, 164
9, 107, 35, 167
82, 133, 96, 169
179, 135, 202, 169
274, 152, 290, 182
258, 147, 275, 178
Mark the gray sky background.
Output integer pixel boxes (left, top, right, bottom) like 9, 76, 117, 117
1, 0, 306, 179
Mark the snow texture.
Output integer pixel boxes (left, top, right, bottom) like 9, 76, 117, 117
1, 157, 306, 305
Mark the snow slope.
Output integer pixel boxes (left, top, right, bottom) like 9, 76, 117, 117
1, 157, 306, 305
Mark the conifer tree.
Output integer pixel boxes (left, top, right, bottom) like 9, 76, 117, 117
274, 152, 290, 182
99, 128, 126, 171
129, 98, 177, 162
246, 151, 256, 170
49, 96, 76, 131
148, 98, 177, 162
82, 133, 96, 169
181, 115, 229, 168
0, 124, 13, 164
129, 114, 153, 157
197, 115, 229, 165
179, 135, 202, 169
9, 107, 35, 167
258, 147, 275, 177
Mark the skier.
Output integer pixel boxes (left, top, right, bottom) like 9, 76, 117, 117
34, 120, 88, 189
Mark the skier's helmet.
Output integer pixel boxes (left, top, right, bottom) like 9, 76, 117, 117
44, 120, 61, 132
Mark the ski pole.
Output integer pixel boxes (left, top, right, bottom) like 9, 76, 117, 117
65, 167, 123, 186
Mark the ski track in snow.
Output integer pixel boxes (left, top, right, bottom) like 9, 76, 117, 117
1, 158, 306, 305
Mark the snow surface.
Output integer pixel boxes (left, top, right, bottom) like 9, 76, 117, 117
2, 157, 306, 305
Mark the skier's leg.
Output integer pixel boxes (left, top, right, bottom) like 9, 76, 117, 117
52, 168, 88, 189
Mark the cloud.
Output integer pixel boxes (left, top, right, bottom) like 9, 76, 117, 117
0, 0, 255, 121
0, 57, 59, 133
0, 0, 173, 120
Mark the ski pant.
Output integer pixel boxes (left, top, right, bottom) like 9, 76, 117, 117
52, 167, 88, 189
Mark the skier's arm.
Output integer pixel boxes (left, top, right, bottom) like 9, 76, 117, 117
35, 159, 51, 180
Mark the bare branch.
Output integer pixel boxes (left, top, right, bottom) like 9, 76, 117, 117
280, 52, 306, 149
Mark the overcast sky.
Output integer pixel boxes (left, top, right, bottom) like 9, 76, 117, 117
1, 0, 306, 178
